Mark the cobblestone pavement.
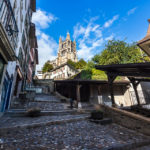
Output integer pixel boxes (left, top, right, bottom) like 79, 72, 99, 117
135, 145, 150, 150
34, 94, 60, 102
0, 120, 149, 150
0, 114, 88, 129
27, 101, 68, 111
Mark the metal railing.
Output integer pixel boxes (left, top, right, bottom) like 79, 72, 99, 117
0, 0, 18, 50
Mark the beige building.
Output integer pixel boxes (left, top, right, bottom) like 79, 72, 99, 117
49, 32, 78, 68
42, 32, 78, 80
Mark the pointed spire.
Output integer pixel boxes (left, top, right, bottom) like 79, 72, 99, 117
146, 19, 150, 36
66, 32, 70, 40
59, 36, 62, 43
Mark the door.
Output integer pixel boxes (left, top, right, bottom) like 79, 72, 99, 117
0, 78, 9, 112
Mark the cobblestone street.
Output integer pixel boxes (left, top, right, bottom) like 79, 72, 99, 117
1, 120, 150, 150
0, 93, 150, 150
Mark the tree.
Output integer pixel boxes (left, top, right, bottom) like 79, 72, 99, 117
42, 62, 53, 73
67, 59, 76, 68
92, 54, 101, 64
75, 59, 87, 69
93, 40, 150, 65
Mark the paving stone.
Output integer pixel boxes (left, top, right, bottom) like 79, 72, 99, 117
0, 120, 150, 150
2, 92, 150, 149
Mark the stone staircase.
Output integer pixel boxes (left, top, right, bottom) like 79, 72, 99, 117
6, 92, 94, 117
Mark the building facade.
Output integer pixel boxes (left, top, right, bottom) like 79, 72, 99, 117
49, 32, 78, 68
38, 32, 78, 80
27, 23, 38, 85
0, 0, 38, 114
43, 63, 78, 80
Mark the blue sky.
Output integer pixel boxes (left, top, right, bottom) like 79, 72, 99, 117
33, 0, 150, 70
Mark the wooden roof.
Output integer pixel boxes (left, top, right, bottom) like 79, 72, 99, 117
54, 79, 130, 85
137, 19, 150, 56
96, 62, 150, 77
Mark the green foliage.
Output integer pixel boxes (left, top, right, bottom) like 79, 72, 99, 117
75, 59, 87, 69
80, 70, 92, 79
91, 69, 107, 80
85, 61, 95, 70
67, 58, 87, 70
80, 61, 107, 80
67, 59, 76, 68
92, 54, 101, 64
94, 40, 150, 65
42, 62, 53, 73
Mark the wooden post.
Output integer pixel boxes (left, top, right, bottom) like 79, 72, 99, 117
76, 84, 82, 108
109, 83, 115, 106
128, 78, 140, 106
54, 83, 56, 92
107, 72, 117, 107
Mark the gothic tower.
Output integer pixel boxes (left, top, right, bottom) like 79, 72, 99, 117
57, 32, 78, 66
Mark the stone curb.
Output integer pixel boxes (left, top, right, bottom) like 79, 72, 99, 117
34, 100, 60, 103
101, 139, 150, 150
0, 115, 89, 135
5, 110, 84, 117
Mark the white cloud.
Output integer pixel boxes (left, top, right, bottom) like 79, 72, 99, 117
103, 15, 119, 28
127, 7, 137, 16
73, 15, 118, 60
32, 10, 58, 71
36, 31, 58, 71
105, 34, 114, 41
32, 9, 57, 29
73, 17, 104, 60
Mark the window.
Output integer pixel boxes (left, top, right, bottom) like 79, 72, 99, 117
0, 54, 5, 83
22, 31, 26, 50
18, 48, 24, 69
62, 50, 66, 56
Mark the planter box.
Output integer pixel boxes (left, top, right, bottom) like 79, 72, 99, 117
90, 111, 103, 120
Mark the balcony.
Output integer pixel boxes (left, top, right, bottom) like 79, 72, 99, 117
0, 0, 18, 61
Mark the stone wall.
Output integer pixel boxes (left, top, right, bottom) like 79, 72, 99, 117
33, 79, 54, 94
101, 104, 150, 136
89, 84, 132, 107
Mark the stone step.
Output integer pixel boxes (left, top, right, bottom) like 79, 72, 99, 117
34, 100, 61, 103
0, 114, 89, 135
89, 118, 112, 125
5, 109, 88, 117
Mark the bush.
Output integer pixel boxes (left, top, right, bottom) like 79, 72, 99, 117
26, 107, 41, 117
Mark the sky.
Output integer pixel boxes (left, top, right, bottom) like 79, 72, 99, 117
32, 0, 150, 71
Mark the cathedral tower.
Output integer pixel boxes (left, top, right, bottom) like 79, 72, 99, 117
57, 32, 78, 66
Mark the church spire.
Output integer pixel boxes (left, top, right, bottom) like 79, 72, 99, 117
66, 32, 70, 40
59, 36, 62, 43
146, 19, 150, 36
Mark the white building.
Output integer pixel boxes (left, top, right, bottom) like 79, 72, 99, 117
43, 63, 78, 80
36, 70, 43, 79
0, 0, 37, 114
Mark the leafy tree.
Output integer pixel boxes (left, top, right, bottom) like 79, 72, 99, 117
67, 58, 87, 70
75, 59, 87, 69
92, 54, 101, 64
67, 59, 76, 68
42, 62, 53, 73
93, 40, 150, 65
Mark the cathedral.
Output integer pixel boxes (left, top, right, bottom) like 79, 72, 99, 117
42, 33, 79, 80
49, 32, 78, 68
